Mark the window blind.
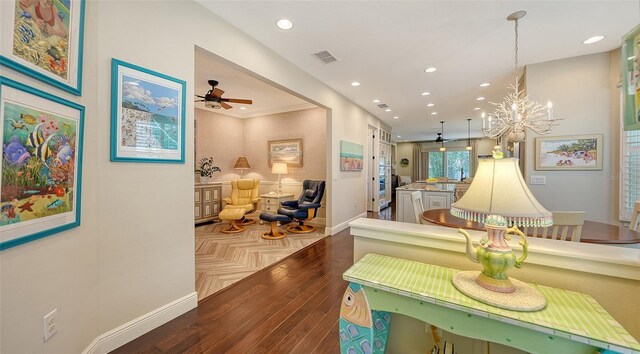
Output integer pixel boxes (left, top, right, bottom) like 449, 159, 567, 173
620, 129, 640, 221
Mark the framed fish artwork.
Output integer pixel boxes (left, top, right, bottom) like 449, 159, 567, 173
0, 76, 84, 250
0, 0, 86, 96
110, 59, 186, 164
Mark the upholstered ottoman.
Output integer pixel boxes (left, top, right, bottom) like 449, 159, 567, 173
259, 213, 291, 240
219, 207, 247, 234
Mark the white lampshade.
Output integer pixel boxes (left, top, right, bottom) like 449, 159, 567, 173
451, 158, 552, 227
271, 162, 288, 175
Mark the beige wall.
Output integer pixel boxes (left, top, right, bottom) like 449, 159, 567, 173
525, 51, 618, 224
242, 107, 326, 182
195, 107, 326, 183
195, 108, 244, 182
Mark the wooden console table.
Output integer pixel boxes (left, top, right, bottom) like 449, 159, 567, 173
339, 253, 640, 354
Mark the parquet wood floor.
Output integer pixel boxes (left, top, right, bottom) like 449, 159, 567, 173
195, 220, 327, 300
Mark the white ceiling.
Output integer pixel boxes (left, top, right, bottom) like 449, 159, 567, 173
197, 1, 638, 141
195, 48, 315, 118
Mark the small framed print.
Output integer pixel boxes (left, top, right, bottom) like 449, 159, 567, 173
535, 134, 603, 171
110, 59, 186, 163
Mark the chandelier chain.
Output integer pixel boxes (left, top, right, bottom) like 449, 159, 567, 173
514, 18, 519, 92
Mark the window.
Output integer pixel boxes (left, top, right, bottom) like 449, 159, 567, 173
427, 150, 471, 180
620, 129, 640, 221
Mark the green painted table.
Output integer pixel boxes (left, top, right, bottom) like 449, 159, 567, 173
339, 253, 640, 354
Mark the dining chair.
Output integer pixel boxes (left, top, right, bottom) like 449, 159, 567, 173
630, 201, 640, 232
524, 211, 586, 242
410, 191, 425, 224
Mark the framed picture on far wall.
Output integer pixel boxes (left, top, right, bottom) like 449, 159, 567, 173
340, 140, 364, 171
268, 138, 303, 167
110, 58, 186, 163
0, 0, 86, 95
535, 134, 603, 171
0, 76, 85, 250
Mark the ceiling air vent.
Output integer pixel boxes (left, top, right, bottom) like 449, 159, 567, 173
312, 50, 338, 64
377, 104, 388, 109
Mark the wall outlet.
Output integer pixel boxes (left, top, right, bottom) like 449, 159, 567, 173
43, 309, 58, 341
530, 175, 546, 185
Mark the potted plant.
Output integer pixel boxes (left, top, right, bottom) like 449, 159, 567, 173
195, 157, 221, 184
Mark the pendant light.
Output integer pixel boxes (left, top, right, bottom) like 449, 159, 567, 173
439, 121, 446, 152
466, 119, 472, 151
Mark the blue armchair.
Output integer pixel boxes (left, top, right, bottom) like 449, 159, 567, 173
277, 180, 325, 233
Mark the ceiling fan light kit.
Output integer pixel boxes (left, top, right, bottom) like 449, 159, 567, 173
195, 79, 253, 110
482, 11, 559, 143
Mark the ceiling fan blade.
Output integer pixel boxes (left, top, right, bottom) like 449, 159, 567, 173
220, 102, 233, 109
221, 98, 253, 104
195, 95, 206, 99
212, 88, 224, 97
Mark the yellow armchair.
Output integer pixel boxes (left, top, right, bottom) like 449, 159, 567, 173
222, 179, 260, 225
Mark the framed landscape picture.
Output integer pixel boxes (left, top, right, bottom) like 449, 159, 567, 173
0, 0, 86, 95
110, 59, 186, 163
535, 134, 603, 171
268, 139, 303, 167
340, 140, 364, 171
0, 76, 84, 250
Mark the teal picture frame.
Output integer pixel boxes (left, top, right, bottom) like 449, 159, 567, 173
0, 0, 86, 96
0, 76, 85, 250
110, 59, 186, 164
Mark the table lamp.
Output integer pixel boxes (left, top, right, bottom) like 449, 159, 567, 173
271, 162, 288, 195
450, 156, 552, 311
234, 156, 251, 178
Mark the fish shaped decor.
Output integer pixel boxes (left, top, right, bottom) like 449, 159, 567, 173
339, 283, 390, 354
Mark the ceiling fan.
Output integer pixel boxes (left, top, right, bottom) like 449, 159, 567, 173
195, 80, 253, 110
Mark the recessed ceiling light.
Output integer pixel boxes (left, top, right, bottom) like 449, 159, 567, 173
351, 81, 361, 87
393, 116, 399, 119
424, 67, 437, 73
583, 35, 604, 44
473, 107, 481, 110
385, 108, 391, 112
476, 97, 486, 101
373, 99, 381, 103
480, 83, 491, 87
421, 92, 431, 96
397, 135, 401, 138
276, 19, 293, 30
431, 112, 438, 115
426, 103, 434, 107
239, 107, 247, 110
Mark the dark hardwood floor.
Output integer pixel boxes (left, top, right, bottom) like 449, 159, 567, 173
112, 228, 354, 354
112, 196, 396, 353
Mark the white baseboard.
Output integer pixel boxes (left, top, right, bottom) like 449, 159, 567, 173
326, 212, 367, 235
83, 292, 197, 354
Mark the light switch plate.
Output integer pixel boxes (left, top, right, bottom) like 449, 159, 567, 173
530, 175, 546, 185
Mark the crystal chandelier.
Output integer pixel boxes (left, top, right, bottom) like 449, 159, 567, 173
482, 11, 559, 143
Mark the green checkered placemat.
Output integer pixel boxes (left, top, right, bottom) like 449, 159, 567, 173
343, 253, 640, 353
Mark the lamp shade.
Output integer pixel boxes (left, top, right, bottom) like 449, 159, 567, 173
451, 158, 552, 227
271, 162, 288, 175
234, 156, 251, 169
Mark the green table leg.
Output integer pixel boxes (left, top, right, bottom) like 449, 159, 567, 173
339, 283, 390, 354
